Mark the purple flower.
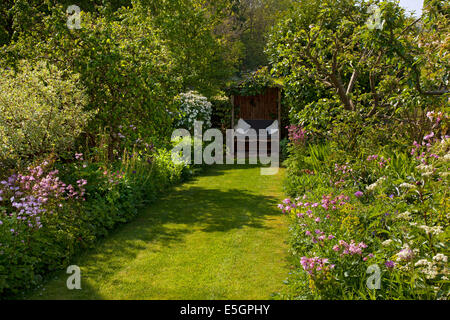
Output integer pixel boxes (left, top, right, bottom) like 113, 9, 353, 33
385, 260, 395, 269
354, 191, 363, 198
423, 132, 434, 141
75, 153, 84, 160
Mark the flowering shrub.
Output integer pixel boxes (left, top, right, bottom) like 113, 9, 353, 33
279, 127, 449, 300
0, 148, 191, 296
0, 160, 86, 231
0, 61, 92, 166
286, 124, 308, 146
174, 91, 212, 131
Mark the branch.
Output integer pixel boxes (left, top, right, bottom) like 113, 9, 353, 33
367, 71, 379, 117
346, 49, 372, 95
396, 46, 449, 96
390, 20, 449, 96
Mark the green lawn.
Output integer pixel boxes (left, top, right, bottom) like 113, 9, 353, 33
28, 165, 289, 300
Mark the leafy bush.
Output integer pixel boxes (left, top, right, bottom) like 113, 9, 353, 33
0, 61, 91, 166
226, 66, 276, 96
174, 91, 212, 132
0, 148, 191, 296
210, 95, 234, 132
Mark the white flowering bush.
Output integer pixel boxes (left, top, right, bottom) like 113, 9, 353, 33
0, 61, 93, 165
174, 91, 212, 131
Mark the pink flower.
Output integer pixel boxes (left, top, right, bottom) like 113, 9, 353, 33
354, 191, 363, 198
423, 132, 434, 141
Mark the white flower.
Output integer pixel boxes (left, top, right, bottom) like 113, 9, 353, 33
415, 259, 439, 279
416, 164, 433, 172
382, 239, 393, 246
433, 254, 448, 263
415, 259, 429, 267
399, 182, 416, 189
366, 177, 386, 191
443, 153, 450, 162
419, 225, 444, 236
396, 211, 411, 220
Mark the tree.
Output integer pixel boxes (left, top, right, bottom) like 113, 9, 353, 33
267, 0, 448, 128
0, 0, 131, 47
212, 0, 293, 72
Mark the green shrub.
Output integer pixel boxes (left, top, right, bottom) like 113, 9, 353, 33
0, 60, 91, 167
210, 95, 234, 132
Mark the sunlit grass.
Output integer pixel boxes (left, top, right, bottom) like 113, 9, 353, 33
27, 165, 289, 300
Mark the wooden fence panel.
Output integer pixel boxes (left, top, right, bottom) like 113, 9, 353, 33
234, 88, 279, 121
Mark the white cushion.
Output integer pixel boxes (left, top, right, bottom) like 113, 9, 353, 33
234, 118, 251, 135
266, 120, 279, 135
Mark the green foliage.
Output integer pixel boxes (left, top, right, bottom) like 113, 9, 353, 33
266, 0, 449, 141
0, 60, 91, 167
280, 126, 449, 299
0, 148, 191, 296
137, 0, 237, 96
227, 66, 279, 96
230, 0, 293, 71
2, 1, 242, 160
210, 94, 235, 132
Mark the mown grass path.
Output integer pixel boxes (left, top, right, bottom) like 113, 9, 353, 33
29, 165, 289, 300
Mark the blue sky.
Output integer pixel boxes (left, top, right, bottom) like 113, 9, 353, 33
399, 0, 423, 17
